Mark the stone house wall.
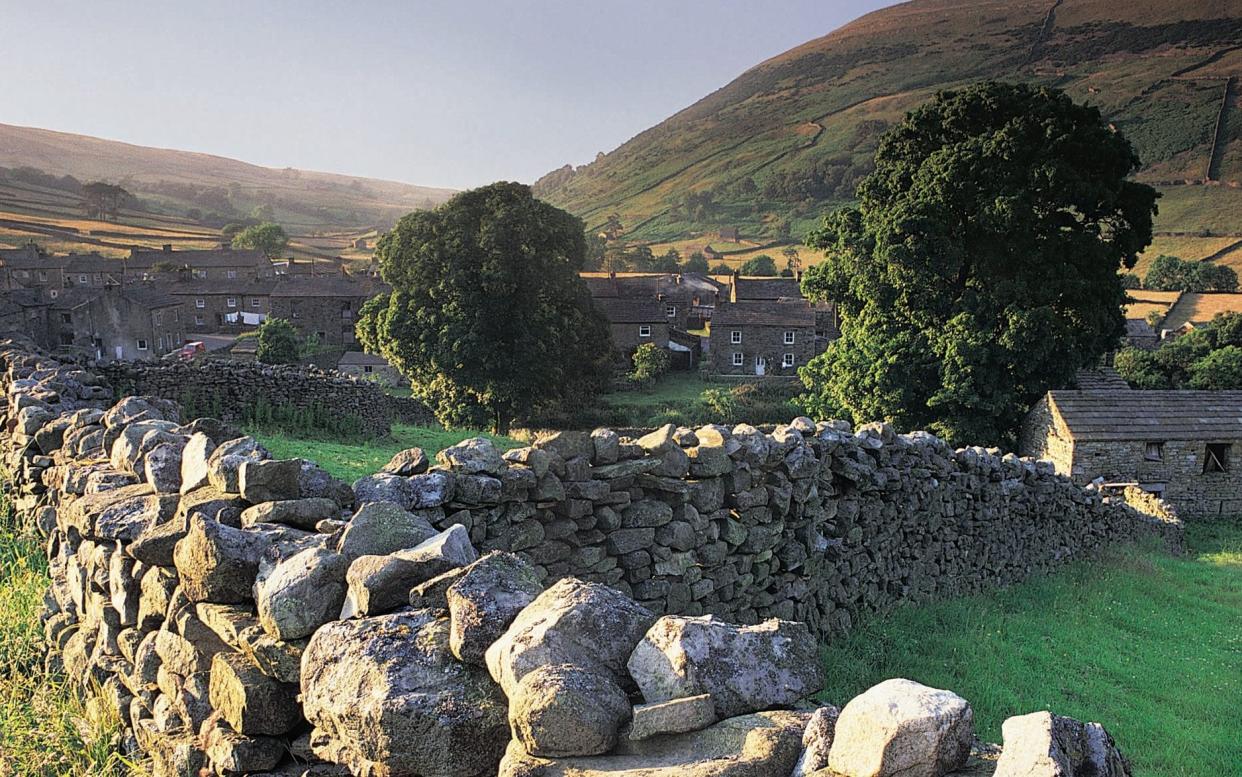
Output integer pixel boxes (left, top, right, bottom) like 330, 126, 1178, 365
609, 321, 670, 356
268, 296, 362, 347
709, 323, 815, 376
172, 290, 271, 332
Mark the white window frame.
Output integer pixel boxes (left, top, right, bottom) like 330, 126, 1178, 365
732, 352, 744, 366
194, 314, 204, 326
251, 298, 261, 309
193, 269, 206, 279
638, 325, 652, 338
784, 330, 795, 345
136, 339, 148, 351
782, 353, 795, 368
730, 330, 742, 344
227, 297, 237, 308
227, 269, 237, 279
79, 274, 88, 284
666, 305, 676, 317
195, 298, 205, 309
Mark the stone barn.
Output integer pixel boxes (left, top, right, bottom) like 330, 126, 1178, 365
1020, 388, 1242, 516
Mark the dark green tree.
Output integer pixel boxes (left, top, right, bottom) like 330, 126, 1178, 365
356, 182, 613, 433
710, 262, 732, 274
739, 254, 778, 276
629, 342, 671, 388
1144, 254, 1237, 292
683, 252, 710, 273
1115, 312, 1242, 389
232, 222, 289, 258
653, 249, 681, 273
81, 181, 133, 220
799, 82, 1157, 444
255, 317, 300, 364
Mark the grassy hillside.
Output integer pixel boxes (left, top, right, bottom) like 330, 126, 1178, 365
0, 122, 455, 244
534, 0, 1242, 251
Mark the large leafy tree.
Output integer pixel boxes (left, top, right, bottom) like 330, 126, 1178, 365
356, 182, 613, 433
255, 317, 300, 365
232, 222, 289, 258
799, 82, 1157, 445
1143, 254, 1237, 292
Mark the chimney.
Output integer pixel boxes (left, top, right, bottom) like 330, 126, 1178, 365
675, 274, 682, 285
162, 244, 172, 252
609, 271, 616, 280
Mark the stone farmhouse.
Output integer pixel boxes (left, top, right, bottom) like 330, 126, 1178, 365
708, 298, 817, 376
1021, 386, 1242, 515
336, 350, 403, 386
591, 297, 670, 355
269, 274, 383, 347
128, 245, 275, 281
46, 284, 185, 361
582, 271, 722, 331
168, 279, 276, 332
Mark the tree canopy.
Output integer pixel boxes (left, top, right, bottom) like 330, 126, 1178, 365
232, 222, 289, 258
1142, 254, 1237, 292
739, 254, 778, 276
81, 182, 134, 221
356, 182, 613, 433
799, 81, 1157, 445
255, 317, 300, 365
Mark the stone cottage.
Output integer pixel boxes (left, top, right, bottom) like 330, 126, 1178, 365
47, 283, 185, 361
268, 275, 384, 347
166, 279, 275, 332
591, 297, 669, 357
708, 299, 816, 376
337, 350, 402, 386
128, 245, 275, 281
582, 271, 723, 332
1020, 388, 1242, 515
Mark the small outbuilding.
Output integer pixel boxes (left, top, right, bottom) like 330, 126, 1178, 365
337, 351, 402, 387
1020, 388, 1242, 515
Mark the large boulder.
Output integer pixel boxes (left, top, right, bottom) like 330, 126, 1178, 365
254, 545, 349, 641
340, 524, 477, 618
382, 447, 429, 476
508, 664, 631, 757
994, 711, 1131, 777
173, 516, 266, 603
206, 436, 270, 494
627, 615, 824, 719
179, 432, 217, 494
628, 694, 717, 741
240, 497, 341, 530
437, 437, 507, 475
486, 577, 657, 698
238, 458, 304, 503
302, 609, 508, 777
499, 710, 809, 777
209, 652, 301, 736
65, 483, 178, 542
827, 679, 974, 777
446, 551, 544, 664
335, 501, 438, 560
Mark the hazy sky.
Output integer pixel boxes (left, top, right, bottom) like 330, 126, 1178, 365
1, 1, 895, 190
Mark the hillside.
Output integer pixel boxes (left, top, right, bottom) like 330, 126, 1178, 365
534, 0, 1242, 265
0, 123, 455, 233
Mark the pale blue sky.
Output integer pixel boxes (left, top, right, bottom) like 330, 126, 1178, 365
0, 1, 895, 189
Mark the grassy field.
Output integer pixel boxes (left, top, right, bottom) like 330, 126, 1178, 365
253, 423, 520, 483
820, 520, 1242, 777
0, 490, 138, 777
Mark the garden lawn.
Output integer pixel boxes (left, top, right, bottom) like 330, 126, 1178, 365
819, 520, 1242, 777
253, 423, 520, 483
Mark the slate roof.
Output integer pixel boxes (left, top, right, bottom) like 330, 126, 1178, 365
338, 351, 391, 367
62, 253, 124, 274
1047, 390, 1242, 441
164, 279, 278, 297
0, 245, 44, 269
581, 272, 720, 299
712, 299, 815, 328
128, 247, 271, 270
591, 297, 666, 324
1160, 292, 1242, 332
730, 276, 802, 301
270, 276, 385, 298
1073, 367, 1131, 391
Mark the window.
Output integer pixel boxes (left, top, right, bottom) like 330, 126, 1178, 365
227, 270, 237, 279
666, 305, 676, 317
784, 331, 795, 345
59, 332, 74, 346
157, 336, 164, 351
363, 365, 374, 374
730, 330, 742, 344
193, 269, 206, 279
251, 298, 261, 309
136, 339, 148, 351
782, 353, 795, 368
315, 331, 326, 341
292, 310, 301, 319
79, 274, 88, 284
1144, 442, 1164, 462
153, 312, 162, 326
37, 271, 46, 282
732, 352, 744, 366
195, 315, 204, 326
638, 325, 652, 338
227, 297, 237, 308
1204, 443, 1230, 473
59, 313, 71, 324
195, 298, 205, 309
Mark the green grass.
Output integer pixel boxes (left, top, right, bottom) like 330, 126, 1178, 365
0, 489, 139, 776
603, 372, 736, 409
820, 520, 1242, 777
253, 423, 520, 483
600, 372, 801, 428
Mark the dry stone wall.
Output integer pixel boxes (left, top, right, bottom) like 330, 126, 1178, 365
100, 358, 434, 438
1, 341, 1176, 776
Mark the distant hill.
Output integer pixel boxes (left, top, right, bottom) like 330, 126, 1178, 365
0, 122, 455, 232
534, 0, 1242, 270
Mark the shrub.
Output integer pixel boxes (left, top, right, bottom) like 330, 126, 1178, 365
630, 343, 671, 388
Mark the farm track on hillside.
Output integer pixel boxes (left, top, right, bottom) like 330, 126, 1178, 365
1206, 76, 1236, 181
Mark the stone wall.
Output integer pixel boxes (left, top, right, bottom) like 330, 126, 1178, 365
98, 357, 434, 437
1, 341, 1173, 776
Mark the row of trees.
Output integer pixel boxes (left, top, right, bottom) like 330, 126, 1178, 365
1115, 313, 1242, 389
347, 82, 1158, 446
1126, 254, 1238, 293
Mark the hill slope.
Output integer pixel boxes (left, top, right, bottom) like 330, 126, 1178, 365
534, 0, 1242, 250
0, 123, 455, 232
